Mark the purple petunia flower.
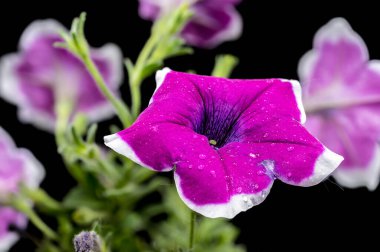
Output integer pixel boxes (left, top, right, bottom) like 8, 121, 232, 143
299, 18, 380, 190
0, 127, 45, 250
138, 0, 242, 48
105, 69, 343, 218
0, 20, 123, 132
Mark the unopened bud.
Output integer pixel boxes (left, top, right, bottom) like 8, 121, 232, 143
73, 231, 101, 252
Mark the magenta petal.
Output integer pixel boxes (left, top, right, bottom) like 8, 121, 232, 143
0, 207, 27, 251
137, 0, 242, 48
0, 19, 123, 132
105, 69, 343, 218
300, 18, 380, 190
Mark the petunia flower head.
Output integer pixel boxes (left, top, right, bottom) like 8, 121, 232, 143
105, 69, 343, 218
0, 127, 45, 250
299, 18, 380, 190
0, 19, 123, 132
138, 0, 242, 48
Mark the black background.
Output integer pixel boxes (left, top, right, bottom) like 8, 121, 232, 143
1, 1, 380, 251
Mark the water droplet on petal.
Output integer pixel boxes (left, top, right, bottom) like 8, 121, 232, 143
253, 183, 259, 190
197, 165, 204, 170
263, 133, 269, 138
287, 146, 294, 152
198, 154, 206, 160
287, 172, 292, 178
210, 170, 216, 177
243, 196, 249, 202
188, 165, 193, 169
249, 153, 257, 158
237, 187, 242, 193
261, 191, 267, 198
257, 169, 265, 176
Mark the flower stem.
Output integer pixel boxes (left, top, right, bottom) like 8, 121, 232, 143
21, 186, 62, 213
129, 34, 159, 117
189, 210, 196, 251
211, 54, 239, 78
81, 54, 132, 128
11, 197, 58, 240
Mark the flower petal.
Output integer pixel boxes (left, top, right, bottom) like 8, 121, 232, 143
239, 115, 343, 186
0, 207, 27, 251
105, 121, 274, 218
299, 18, 368, 96
182, 3, 242, 48
105, 69, 343, 218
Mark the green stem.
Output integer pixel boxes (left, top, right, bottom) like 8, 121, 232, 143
21, 187, 62, 213
82, 54, 132, 128
189, 210, 196, 251
54, 100, 87, 185
11, 197, 58, 240
211, 54, 239, 78
129, 34, 159, 117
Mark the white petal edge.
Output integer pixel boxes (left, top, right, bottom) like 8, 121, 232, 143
299, 146, 344, 187
149, 67, 172, 104
314, 18, 368, 60
0, 127, 16, 150
297, 50, 317, 85
0, 127, 46, 189
333, 145, 380, 191
0, 232, 20, 252
104, 133, 173, 172
288, 79, 307, 124
299, 17, 369, 84
0, 53, 25, 106
19, 19, 66, 50
18, 148, 46, 189
174, 173, 273, 219
0, 52, 57, 132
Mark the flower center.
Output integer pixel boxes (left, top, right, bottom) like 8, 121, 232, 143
193, 103, 241, 148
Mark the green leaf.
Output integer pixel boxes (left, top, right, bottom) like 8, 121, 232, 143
63, 187, 105, 210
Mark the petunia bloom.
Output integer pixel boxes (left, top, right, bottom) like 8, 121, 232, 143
0, 127, 45, 250
299, 18, 380, 190
0, 19, 123, 132
138, 0, 242, 48
105, 69, 343, 218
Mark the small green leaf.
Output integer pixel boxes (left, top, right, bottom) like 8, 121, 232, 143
63, 187, 105, 210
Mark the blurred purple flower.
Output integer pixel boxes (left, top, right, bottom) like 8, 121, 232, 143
299, 18, 380, 190
138, 0, 242, 48
0, 20, 123, 132
105, 69, 343, 218
0, 127, 45, 250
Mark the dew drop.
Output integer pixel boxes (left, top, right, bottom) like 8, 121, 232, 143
263, 133, 269, 138
287, 172, 292, 178
198, 154, 206, 160
210, 170, 216, 177
253, 183, 259, 190
257, 170, 265, 176
197, 165, 204, 170
237, 187, 242, 193
249, 153, 257, 158
243, 196, 249, 202
188, 165, 193, 169
261, 191, 267, 198
287, 146, 294, 152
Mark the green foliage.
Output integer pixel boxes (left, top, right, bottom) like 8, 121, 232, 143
6, 6, 245, 252
150, 187, 245, 252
